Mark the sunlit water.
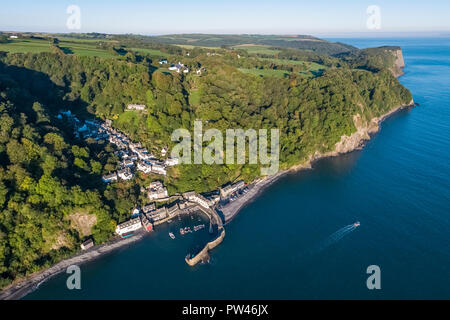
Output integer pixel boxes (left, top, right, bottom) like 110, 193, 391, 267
26, 37, 450, 299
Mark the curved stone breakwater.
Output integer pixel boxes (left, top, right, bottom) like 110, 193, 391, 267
185, 205, 225, 266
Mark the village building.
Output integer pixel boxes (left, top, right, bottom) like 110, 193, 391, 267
165, 157, 179, 166
183, 191, 196, 200
141, 214, 153, 232
137, 161, 152, 174
148, 186, 168, 200
129, 142, 142, 153
121, 159, 134, 168
117, 168, 133, 180
147, 207, 168, 222
192, 194, 211, 209
151, 163, 167, 176
136, 149, 151, 161
142, 203, 156, 213
80, 239, 94, 250
115, 217, 142, 235
167, 203, 179, 218
206, 194, 221, 205
220, 180, 245, 198
102, 172, 118, 183
183, 191, 210, 208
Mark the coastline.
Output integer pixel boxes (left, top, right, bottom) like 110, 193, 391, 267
0, 102, 415, 300
221, 101, 416, 224
0, 231, 147, 300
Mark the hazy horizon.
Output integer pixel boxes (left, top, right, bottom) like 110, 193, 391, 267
1, 0, 450, 35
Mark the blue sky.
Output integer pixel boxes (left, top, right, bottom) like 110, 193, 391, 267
1, 0, 450, 35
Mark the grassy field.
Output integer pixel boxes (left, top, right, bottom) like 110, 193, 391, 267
189, 89, 201, 106
0, 38, 118, 58
232, 45, 280, 56
129, 47, 168, 57
0, 39, 52, 53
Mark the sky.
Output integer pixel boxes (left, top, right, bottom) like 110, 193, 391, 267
1, 0, 450, 36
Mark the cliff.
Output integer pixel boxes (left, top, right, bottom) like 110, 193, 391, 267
389, 48, 406, 77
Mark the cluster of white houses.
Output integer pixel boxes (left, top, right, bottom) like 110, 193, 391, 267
99, 119, 179, 183
168, 62, 190, 74
114, 181, 247, 237
115, 191, 211, 236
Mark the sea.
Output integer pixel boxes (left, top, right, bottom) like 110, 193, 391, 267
26, 37, 450, 299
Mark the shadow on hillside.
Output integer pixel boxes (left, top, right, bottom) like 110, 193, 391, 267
0, 61, 108, 192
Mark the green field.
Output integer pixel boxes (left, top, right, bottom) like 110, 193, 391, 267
0, 39, 52, 53
129, 47, 168, 57
0, 38, 117, 58
232, 45, 280, 56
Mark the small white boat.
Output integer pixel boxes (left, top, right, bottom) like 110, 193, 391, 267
169, 232, 175, 239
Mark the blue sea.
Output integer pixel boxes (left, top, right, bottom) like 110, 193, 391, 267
26, 37, 450, 299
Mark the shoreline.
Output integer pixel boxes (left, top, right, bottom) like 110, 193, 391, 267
0, 231, 147, 300
0, 102, 415, 300
221, 102, 416, 224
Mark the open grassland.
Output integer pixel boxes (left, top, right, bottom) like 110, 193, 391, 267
232, 44, 280, 56
128, 47, 168, 57
0, 39, 51, 53
0, 38, 117, 58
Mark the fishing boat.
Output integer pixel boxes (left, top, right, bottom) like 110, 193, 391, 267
180, 228, 185, 235
353, 221, 361, 227
169, 232, 175, 239
194, 224, 205, 232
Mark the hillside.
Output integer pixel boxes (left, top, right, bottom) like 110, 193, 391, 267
0, 33, 412, 288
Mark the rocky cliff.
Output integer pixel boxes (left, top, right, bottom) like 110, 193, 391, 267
390, 48, 406, 77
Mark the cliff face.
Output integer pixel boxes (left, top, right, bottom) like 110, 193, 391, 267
390, 48, 406, 77
330, 99, 415, 156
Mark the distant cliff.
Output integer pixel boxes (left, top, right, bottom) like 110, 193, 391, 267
336, 46, 406, 78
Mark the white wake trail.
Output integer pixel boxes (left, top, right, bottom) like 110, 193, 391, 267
315, 224, 357, 252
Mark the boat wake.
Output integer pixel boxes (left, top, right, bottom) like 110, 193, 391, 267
313, 223, 359, 253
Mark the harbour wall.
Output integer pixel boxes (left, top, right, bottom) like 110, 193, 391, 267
185, 227, 226, 266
